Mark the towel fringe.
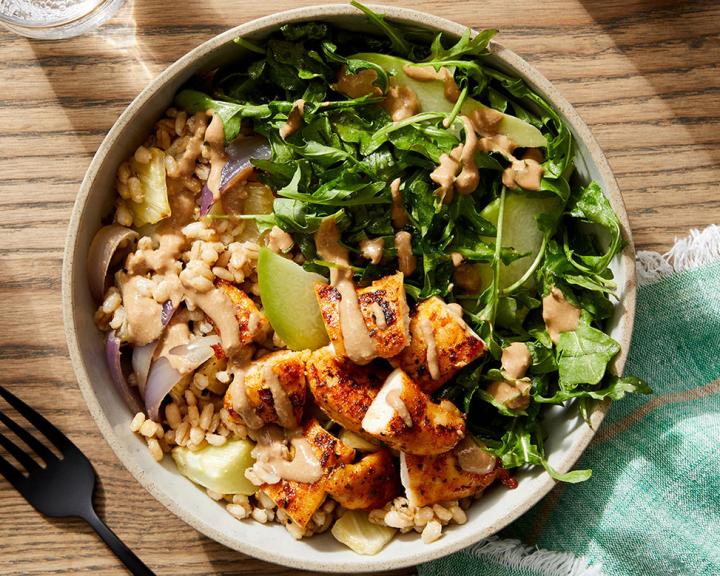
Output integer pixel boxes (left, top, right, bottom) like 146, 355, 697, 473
467, 536, 602, 576
637, 224, 720, 286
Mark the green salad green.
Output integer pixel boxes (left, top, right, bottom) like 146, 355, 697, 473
175, 2, 650, 482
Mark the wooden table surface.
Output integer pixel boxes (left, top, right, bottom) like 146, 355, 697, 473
0, 0, 718, 574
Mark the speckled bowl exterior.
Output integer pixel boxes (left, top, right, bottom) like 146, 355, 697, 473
63, 4, 636, 573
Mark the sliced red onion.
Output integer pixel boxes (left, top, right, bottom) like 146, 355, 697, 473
106, 331, 143, 414
145, 356, 184, 421
218, 136, 270, 194
199, 184, 215, 217
161, 300, 175, 326
88, 225, 138, 301
132, 340, 159, 398
169, 335, 221, 371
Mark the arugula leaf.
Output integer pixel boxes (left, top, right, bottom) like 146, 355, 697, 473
556, 323, 621, 389
564, 181, 623, 274
429, 28, 497, 60
351, 0, 411, 57
536, 374, 651, 404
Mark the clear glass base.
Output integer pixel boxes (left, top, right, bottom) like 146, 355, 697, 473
0, 0, 126, 40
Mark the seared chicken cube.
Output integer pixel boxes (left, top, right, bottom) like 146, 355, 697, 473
315, 272, 410, 361
400, 438, 498, 507
224, 350, 309, 429
391, 297, 486, 393
262, 419, 355, 527
216, 280, 270, 346
361, 368, 465, 456
326, 449, 400, 510
305, 346, 391, 433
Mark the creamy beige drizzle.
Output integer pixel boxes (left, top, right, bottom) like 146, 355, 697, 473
501, 342, 532, 380
446, 302, 464, 320
279, 99, 305, 139
333, 67, 382, 98
382, 82, 420, 121
177, 114, 207, 176
119, 273, 164, 346
157, 316, 193, 373
454, 116, 480, 195
386, 388, 412, 428
126, 232, 184, 276
205, 113, 227, 199
419, 315, 440, 380
252, 428, 323, 484
468, 106, 504, 136
476, 130, 544, 191
229, 363, 265, 430
477, 133, 517, 158
359, 238, 384, 265
368, 301, 387, 330
186, 287, 241, 354
390, 177, 409, 229
456, 437, 496, 475
394, 231, 416, 276
542, 287, 580, 344
263, 362, 296, 429
315, 218, 377, 364
402, 64, 460, 102
267, 226, 294, 254
430, 144, 463, 204
502, 159, 544, 191
487, 378, 532, 410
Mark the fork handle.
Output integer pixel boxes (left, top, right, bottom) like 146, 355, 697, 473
81, 507, 155, 575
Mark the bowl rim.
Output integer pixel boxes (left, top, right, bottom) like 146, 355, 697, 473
62, 3, 636, 572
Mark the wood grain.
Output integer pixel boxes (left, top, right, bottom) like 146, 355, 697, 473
0, 0, 717, 574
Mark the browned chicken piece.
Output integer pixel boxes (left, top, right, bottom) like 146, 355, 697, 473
400, 439, 498, 507
391, 296, 486, 394
361, 368, 465, 456
326, 449, 401, 510
224, 350, 309, 429
216, 279, 270, 346
305, 346, 391, 433
263, 419, 355, 528
315, 272, 410, 361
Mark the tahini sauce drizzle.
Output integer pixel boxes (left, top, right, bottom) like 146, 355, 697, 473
386, 388, 413, 428
402, 64, 460, 102
501, 342, 532, 380
394, 231, 416, 276
229, 363, 265, 430
390, 177, 409, 229
185, 287, 241, 354
205, 113, 227, 199
456, 437, 496, 475
279, 99, 305, 139
263, 362, 296, 429
368, 301, 387, 330
252, 427, 323, 484
419, 316, 440, 380
542, 287, 580, 344
315, 218, 377, 364
360, 238, 384, 265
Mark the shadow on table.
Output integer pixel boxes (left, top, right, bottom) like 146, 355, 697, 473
578, 0, 720, 166
23, 0, 229, 157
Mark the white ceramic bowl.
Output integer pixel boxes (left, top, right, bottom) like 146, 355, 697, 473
63, 4, 636, 572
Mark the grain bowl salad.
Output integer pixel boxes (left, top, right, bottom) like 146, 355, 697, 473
88, 2, 649, 555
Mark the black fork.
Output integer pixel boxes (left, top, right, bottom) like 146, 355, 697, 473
0, 385, 155, 575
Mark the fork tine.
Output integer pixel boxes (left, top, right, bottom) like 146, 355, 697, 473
0, 409, 57, 464
0, 386, 71, 452
0, 452, 25, 490
0, 431, 40, 473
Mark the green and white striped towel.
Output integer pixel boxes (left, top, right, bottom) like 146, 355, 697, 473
419, 226, 720, 576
